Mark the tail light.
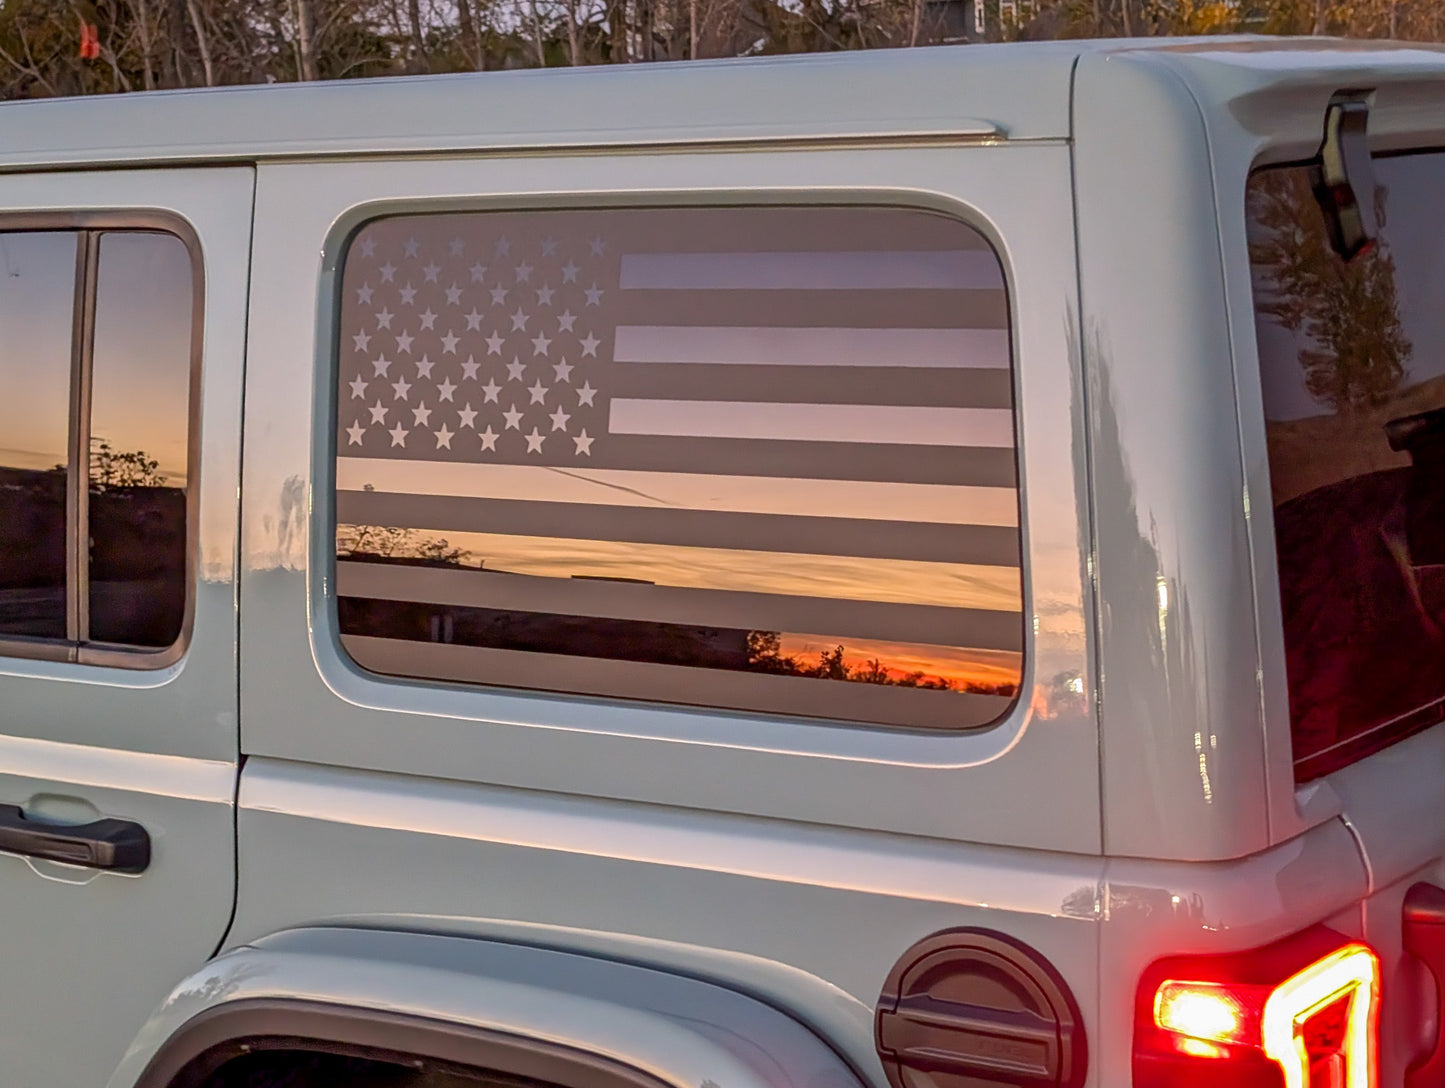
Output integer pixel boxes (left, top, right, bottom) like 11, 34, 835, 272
1134, 929, 1379, 1088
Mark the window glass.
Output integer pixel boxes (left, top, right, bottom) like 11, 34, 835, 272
1248, 153, 1445, 780
87, 232, 193, 648
334, 207, 1022, 729
0, 232, 76, 640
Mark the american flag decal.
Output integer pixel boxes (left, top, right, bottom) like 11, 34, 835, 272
335, 206, 1023, 730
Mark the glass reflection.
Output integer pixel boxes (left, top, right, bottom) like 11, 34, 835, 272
0, 232, 76, 640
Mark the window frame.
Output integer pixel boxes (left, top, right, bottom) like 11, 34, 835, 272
0, 210, 204, 671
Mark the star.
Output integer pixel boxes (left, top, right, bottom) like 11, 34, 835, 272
549, 405, 571, 432
510, 308, 529, 331
395, 329, 414, 354
541, 237, 558, 256
494, 236, 511, 257
531, 332, 551, 356
573, 429, 594, 456
445, 284, 463, 305
557, 310, 577, 333
561, 260, 579, 284
449, 237, 465, 257
584, 284, 603, 306
479, 425, 499, 451
412, 403, 432, 426
481, 378, 501, 403
404, 237, 420, 258
579, 333, 600, 357
434, 424, 454, 450
527, 379, 549, 405
576, 381, 597, 407
352, 329, 372, 351
461, 357, 481, 380
419, 308, 437, 331
423, 262, 441, 283
514, 261, 533, 283
458, 404, 478, 428
464, 308, 484, 331
536, 284, 555, 307
489, 285, 509, 306
375, 307, 394, 329
524, 427, 545, 453
399, 283, 417, 305
359, 238, 376, 258
441, 331, 460, 354
437, 378, 457, 402
469, 262, 487, 282
414, 355, 435, 378
371, 355, 392, 377
369, 400, 388, 424
355, 283, 373, 305
346, 421, 366, 445
349, 376, 368, 398
379, 262, 396, 282
485, 332, 505, 355
502, 405, 524, 430
552, 359, 573, 382
589, 235, 606, 256
389, 422, 408, 447
506, 358, 526, 382
392, 376, 412, 400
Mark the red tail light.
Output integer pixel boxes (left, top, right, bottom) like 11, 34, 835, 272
1134, 930, 1379, 1088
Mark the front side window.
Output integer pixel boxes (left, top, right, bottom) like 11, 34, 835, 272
334, 206, 1023, 730
1248, 153, 1445, 780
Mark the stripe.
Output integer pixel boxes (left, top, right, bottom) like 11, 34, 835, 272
337, 560, 1025, 652
609, 363, 1015, 409
338, 491, 1022, 566
609, 207, 997, 254
613, 326, 1009, 368
611, 289, 1009, 330
608, 401, 1016, 449
335, 527, 1023, 611
336, 458, 1020, 528
619, 250, 1004, 291
341, 635, 1012, 731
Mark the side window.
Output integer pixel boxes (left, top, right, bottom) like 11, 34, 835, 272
0, 227, 196, 663
334, 206, 1022, 730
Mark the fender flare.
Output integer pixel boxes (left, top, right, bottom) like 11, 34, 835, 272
106, 927, 869, 1088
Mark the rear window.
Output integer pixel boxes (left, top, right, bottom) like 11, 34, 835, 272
1248, 152, 1445, 781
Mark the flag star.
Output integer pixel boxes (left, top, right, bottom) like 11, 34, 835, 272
445, 284, 463, 305
461, 357, 481, 380
510, 308, 529, 331
449, 237, 465, 257
576, 381, 597, 407
506, 357, 527, 382
395, 329, 415, 354
479, 425, 499, 451
561, 260, 579, 283
412, 403, 432, 426
527, 379, 549, 405
369, 400, 388, 424
375, 307, 394, 329
541, 237, 559, 256
535, 285, 555, 308
573, 429, 594, 456
469, 261, 487, 282
389, 423, 408, 447
494, 236, 511, 257
404, 237, 420, 258
579, 333, 601, 357
441, 331, 460, 354
419, 308, 438, 331
423, 262, 441, 283
502, 405, 524, 429
359, 238, 377, 258
584, 284, 604, 306
346, 421, 366, 445
490, 285, 509, 306
557, 310, 577, 333
481, 378, 501, 402
415, 355, 435, 378
437, 378, 457, 401
379, 262, 396, 282
464, 308, 484, 331
531, 332, 551, 356
434, 424, 454, 449
514, 261, 533, 283
356, 283, 374, 305
525, 427, 546, 454
458, 404, 478, 428
549, 405, 571, 432
553, 359, 573, 382
349, 376, 368, 398
392, 376, 412, 400
372, 355, 392, 376
589, 236, 606, 256
485, 332, 505, 355
399, 283, 418, 306
352, 329, 372, 351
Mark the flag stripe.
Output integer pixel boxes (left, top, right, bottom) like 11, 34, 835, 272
608, 400, 1016, 449
337, 560, 1025, 651
619, 250, 1005, 291
608, 363, 1014, 409
610, 288, 1009, 330
341, 635, 1012, 731
612, 326, 1009, 368
337, 491, 1023, 566
610, 207, 997, 254
336, 459, 1020, 527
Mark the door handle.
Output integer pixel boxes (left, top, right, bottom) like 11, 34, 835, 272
0, 803, 149, 873
1405, 882, 1445, 1088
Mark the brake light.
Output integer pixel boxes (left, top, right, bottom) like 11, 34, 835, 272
1135, 932, 1379, 1088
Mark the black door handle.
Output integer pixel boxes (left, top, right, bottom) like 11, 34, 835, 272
0, 803, 150, 873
